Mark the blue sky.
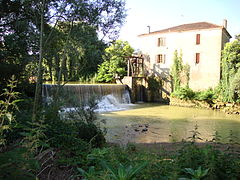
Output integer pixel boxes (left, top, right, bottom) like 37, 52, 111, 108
119, 0, 240, 48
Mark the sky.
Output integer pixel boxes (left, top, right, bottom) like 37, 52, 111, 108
119, 0, 240, 49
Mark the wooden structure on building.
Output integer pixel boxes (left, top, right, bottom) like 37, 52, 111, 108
127, 55, 144, 77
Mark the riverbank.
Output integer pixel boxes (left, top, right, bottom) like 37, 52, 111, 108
37, 141, 240, 180
170, 97, 240, 115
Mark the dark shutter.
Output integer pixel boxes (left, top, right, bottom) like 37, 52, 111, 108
196, 53, 200, 64
196, 34, 200, 45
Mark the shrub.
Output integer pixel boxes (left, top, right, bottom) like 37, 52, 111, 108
195, 88, 217, 102
171, 87, 218, 102
76, 122, 106, 148
171, 87, 195, 100
56, 137, 91, 166
0, 147, 39, 180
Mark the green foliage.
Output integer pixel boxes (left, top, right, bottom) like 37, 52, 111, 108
170, 50, 183, 91
0, 76, 21, 146
72, 141, 240, 180
188, 124, 203, 143
147, 76, 162, 91
21, 120, 49, 153
231, 68, 240, 102
71, 95, 99, 124
170, 50, 190, 91
146, 76, 162, 101
87, 148, 110, 163
0, 0, 33, 87
76, 122, 106, 148
182, 166, 209, 180
75, 166, 99, 180
43, 22, 106, 81
0, 78, 107, 178
1, 0, 127, 85
45, 115, 104, 149
103, 161, 148, 180
171, 86, 195, 100
175, 143, 240, 179
171, 87, 217, 102
0, 147, 39, 180
220, 38, 240, 102
195, 88, 217, 102
38, 94, 105, 167
97, 40, 134, 82
56, 137, 91, 166
183, 63, 191, 87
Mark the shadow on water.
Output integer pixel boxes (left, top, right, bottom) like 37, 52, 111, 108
98, 104, 240, 145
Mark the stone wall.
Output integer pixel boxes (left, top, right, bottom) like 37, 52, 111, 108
170, 97, 211, 108
120, 76, 171, 103
120, 76, 147, 103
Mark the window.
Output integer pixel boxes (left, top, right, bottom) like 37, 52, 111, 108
156, 54, 166, 63
196, 34, 200, 45
157, 37, 166, 46
195, 53, 200, 64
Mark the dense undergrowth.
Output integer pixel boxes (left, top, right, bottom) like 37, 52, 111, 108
0, 79, 240, 180
171, 87, 217, 102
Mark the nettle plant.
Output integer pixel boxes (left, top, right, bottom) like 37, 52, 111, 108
0, 76, 21, 146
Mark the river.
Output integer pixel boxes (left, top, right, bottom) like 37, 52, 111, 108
99, 104, 240, 144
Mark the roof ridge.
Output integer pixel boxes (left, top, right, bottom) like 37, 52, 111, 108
138, 21, 224, 37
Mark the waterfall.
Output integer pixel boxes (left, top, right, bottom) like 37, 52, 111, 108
42, 84, 132, 112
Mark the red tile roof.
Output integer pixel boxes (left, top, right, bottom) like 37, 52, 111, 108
138, 22, 231, 37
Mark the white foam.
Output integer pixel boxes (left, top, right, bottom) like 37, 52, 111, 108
60, 94, 133, 113
95, 94, 134, 113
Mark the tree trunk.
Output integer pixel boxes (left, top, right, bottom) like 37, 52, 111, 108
32, 0, 45, 121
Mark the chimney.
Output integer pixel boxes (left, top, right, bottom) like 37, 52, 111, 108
147, 25, 150, 33
223, 19, 227, 29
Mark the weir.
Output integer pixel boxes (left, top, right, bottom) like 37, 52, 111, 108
42, 84, 131, 109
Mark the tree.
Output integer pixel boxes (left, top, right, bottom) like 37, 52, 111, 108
1, 0, 128, 119
97, 40, 134, 83
220, 37, 240, 102
170, 50, 190, 92
0, 0, 39, 89
43, 22, 106, 82
0, 0, 127, 85
170, 50, 183, 91
0, 0, 128, 104
33, 0, 45, 120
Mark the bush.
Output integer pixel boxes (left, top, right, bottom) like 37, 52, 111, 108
0, 147, 39, 180
195, 88, 217, 102
76, 122, 106, 148
56, 137, 91, 166
171, 87, 195, 100
171, 87, 218, 102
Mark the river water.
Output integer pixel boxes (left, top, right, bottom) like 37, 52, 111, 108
99, 104, 240, 144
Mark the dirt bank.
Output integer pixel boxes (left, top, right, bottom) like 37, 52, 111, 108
170, 97, 240, 115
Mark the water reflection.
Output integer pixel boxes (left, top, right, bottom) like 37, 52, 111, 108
99, 104, 240, 144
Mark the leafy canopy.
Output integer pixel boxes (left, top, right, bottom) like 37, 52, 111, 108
220, 37, 240, 102
97, 40, 134, 83
0, 0, 127, 86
